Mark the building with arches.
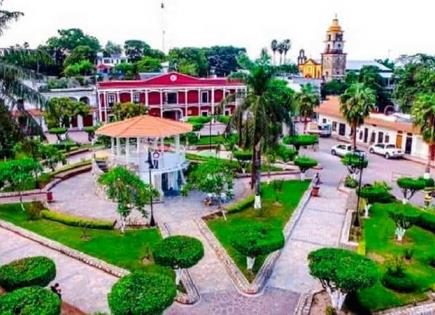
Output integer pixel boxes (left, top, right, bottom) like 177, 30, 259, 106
96, 72, 246, 122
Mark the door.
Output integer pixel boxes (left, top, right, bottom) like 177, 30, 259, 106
364, 128, 368, 143
338, 123, 346, 136
378, 132, 384, 143
405, 134, 413, 154
396, 132, 403, 148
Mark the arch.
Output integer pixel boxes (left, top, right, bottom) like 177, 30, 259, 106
79, 96, 90, 104
162, 108, 183, 121
383, 105, 395, 115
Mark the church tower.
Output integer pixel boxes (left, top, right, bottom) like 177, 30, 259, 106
321, 16, 347, 81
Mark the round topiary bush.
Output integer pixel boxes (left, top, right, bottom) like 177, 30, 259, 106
294, 156, 318, 179
232, 222, 285, 269
0, 286, 61, 315
153, 236, 204, 270
0, 256, 56, 291
382, 272, 417, 293
108, 272, 176, 315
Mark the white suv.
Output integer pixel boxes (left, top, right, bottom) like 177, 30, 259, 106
331, 144, 366, 157
369, 143, 404, 159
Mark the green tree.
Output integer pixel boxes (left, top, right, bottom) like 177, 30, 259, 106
46, 28, 100, 60
388, 207, 420, 242
153, 236, 204, 285
103, 41, 122, 56
357, 181, 393, 217
340, 83, 376, 150
393, 54, 435, 113
411, 93, 435, 176
98, 167, 158, 233
124, 40, 149, 62
0, 159, 41, 211
205, 46, 246, 76
0, 100, 23, 159
112, 102, 148, 121
358, 66, 391, 108
225, 56, 293, 209
44, 97, 91, 129
294, 156, 318, 180
168, 47, 209, 77
135, 56, 162, 73
232, 222, 284, 270
308, 248, 378, 310
321, 79, 348, 97
39, 144, 66, 172
295, 83, 319, 133
113, 62, 136, 79
341, 153, 368, 179
184, 158, 234, 208
64, 59, 95, 76
63, 45, 96, 67
397, 177, 427, 204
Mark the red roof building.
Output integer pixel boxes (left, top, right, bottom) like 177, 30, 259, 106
97, 72, 246, 122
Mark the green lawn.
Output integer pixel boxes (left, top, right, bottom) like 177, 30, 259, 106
207, 180, 310, 281
0, 204, 170, 277
353, 203, 435, 312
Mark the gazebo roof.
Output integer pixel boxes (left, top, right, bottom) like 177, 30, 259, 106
96, 115, 193, 138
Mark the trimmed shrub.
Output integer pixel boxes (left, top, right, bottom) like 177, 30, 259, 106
0, 286, 61, 315
153, 236, 204, 270
344, 176, 358, 188
233, 150, 253, 161
225, 194, 255, 213
341, 153, 368, 171
382, 272, 417, 293
0, 256, 56, 291
232, 222, 285, 258
108, 272, 176, 315
357, 183, 394, 204
283, 134, 318, 148
41, 210, 114, 230
26, 201, 44, 220
48, 127, 67, 135
217, 115, 231, 124
276, 144, 296, 162
416, 212, 435, 233
397, 177, 427, 202
294, 156, 318, 173
190, 123, 203, 132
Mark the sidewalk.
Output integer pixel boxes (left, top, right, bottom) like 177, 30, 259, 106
0, 228, 117, 314
267, 184, 348, 293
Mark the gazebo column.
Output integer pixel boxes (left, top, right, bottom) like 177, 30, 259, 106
116, 138, 121, 157
111, 138, 115, 155
126, 138, 130, 164
137, 137, 141, 153
175, 135, 180, 153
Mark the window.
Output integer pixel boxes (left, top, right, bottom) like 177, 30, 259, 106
338, 123, 346, 136
322, 118, 327, 124
359, 130, 363, 140
108, 94, 115, 106
378, 132, 384, 143
166, 92, 177, 104
201, 91, 209, 103
133, 92, 140, 104
385, 133, 390, 143
332, 121, 337, 132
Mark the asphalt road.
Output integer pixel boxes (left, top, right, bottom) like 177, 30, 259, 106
300, 137, 427, 206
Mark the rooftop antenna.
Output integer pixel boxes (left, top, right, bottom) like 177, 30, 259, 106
161, 0, 167, 53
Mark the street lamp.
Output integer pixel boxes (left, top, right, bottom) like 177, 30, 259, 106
354, 154, 365, 227
147, 151, 156, 227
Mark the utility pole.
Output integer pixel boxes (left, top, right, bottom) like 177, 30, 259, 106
161, 1, 167, 54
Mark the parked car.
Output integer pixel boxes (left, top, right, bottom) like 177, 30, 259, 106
369, 143, 404, 159
330, 144, 366, 157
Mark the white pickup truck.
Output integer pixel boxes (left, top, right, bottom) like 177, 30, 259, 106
307, 123, 332, 137
330, 144, 366, 157
369, 143, 404, 159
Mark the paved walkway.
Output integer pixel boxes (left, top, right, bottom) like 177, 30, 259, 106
0, 228, 117, 314
267, 185, 348, 293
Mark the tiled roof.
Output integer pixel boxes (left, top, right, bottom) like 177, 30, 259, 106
315, 96, 421, 134
96, 115, 193, 138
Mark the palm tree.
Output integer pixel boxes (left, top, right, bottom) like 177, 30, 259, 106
411, 93, 435, 176
270, 40, 278, 66
295, 84, 319, 133
224, 56, 293, 209
340, 83, 376, 150
277, 42, 285, 66
282, 39, 291, 64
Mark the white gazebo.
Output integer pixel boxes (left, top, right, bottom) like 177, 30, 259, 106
96, 115, 193, 196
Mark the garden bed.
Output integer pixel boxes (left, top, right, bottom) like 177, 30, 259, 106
349, 203, 435, 312
206, 180, 310, 281
0, 203, 169, 276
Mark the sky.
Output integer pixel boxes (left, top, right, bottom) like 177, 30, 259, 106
1, 0, 434, 62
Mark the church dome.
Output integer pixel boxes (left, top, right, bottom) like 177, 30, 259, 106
328, 17, 343, 33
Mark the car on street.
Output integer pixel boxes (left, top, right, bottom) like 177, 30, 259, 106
330, 144, 366, 157
307, 123, 332, 137
369, 143, 404, 159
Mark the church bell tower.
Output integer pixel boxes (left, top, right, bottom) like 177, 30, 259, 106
321, 16, 347, 81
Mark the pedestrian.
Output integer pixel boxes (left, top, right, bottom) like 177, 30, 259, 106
50, 283, 62, 299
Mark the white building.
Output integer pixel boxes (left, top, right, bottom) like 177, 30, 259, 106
315, 96, 429, 161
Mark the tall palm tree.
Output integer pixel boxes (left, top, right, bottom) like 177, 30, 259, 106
340, 83, 376, 150
270, 39, 278, 66
295, 84, 319, 133
224, 57, 293, 209
282, 39, 291, 65
277, 42, 285, 66
411, 93, 435, 176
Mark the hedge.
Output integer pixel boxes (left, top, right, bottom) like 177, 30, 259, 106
153, 236, 204, 269
41, 210, 114, 230
382, 272, 418, 293
0, 256, 56, 291
225, 194, 255, 213
416, 212, 435, 233
276, 144, 296, 162
294, 156, 318, 173
397, 177, 427, 191
231, 222, 285, 258
0, 286, 61, 315
108, 272, 176, 315
48, 127, 67, 135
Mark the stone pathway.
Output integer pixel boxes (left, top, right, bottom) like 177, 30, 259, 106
267, 184, 348, 293
0, 228, 117, 314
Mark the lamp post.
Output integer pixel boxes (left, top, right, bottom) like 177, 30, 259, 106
354, 154, 365, 227
147, 151, 156, 227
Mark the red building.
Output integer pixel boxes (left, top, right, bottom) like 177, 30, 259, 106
97, 72, 246, 122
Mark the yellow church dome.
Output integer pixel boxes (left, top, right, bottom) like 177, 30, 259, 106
328, 17, 342, 33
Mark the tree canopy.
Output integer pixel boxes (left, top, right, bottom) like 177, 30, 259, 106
44, 97, 91, 129
112, 102, 148, 121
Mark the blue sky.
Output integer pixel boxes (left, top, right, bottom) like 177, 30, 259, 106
1, 0, 434, 61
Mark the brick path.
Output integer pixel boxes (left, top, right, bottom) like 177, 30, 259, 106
0, 228, 117, 314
